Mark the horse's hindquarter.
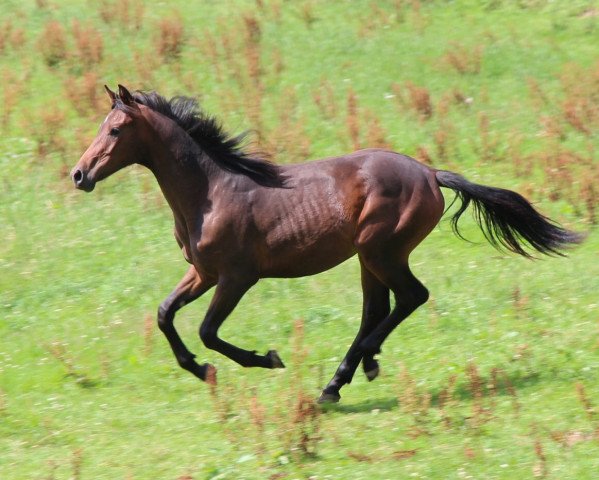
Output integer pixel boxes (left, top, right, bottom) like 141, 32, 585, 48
352, 150, 444, 256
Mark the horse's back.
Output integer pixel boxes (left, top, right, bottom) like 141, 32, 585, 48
251, 149, 443, 276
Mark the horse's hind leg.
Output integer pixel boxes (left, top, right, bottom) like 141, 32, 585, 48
158, 266, 216, 382
319, 260, 390, 403
357, 258, 429, 361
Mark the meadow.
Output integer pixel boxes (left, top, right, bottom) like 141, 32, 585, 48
1, 0, 598, 478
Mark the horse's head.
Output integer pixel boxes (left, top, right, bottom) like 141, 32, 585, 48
71, 84, 145, 192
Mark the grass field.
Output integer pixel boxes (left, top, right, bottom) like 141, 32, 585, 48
1, 1, 598, 478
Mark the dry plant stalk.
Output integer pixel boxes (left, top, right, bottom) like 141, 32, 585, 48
397, 364, 431, 432
527, 77, 550, 111
415, 145, 433, 166
1, 70, 23, 129
267, 88, 311, 162
143, 313, 154, 356
532, 439, 547, 478
511, 286, 529, 316
0, 21, 10, 54
71, 21, 104, 68
38, 20, 68, 67
405, 82, 433, 121
291, 318, 308, 372
65, 72, 102, 117
347, 450, 373, 462
0, 388, 6, 414
580, 177, 597, 225
437, 373, 457, 429
347, 88, 360, 151
292, 393, 321, 457
241, 14, 266, 135
465, 361, 487, 428
575, 382, 596, 421
248, 387, 266, 455
133, 48, 160, 86
433, 128, 449, 163
155, 15, 185, 60
99, 0, 144, 30
492, 367, 520, 414
47, 343, 93, 386
478, 112, 498, 163
365, 110, 391, 149
243, 14, 263, 88
301, 2, 317, 28
71, 448, 84, 480
442, 42, 484, 75
313, 80, 338, 119
32, 105, 67, 160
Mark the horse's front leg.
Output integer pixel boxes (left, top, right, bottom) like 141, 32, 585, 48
199, 277, 285, 369
158, 266, 216, 382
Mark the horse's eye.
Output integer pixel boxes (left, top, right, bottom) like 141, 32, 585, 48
109, 127, 120, 137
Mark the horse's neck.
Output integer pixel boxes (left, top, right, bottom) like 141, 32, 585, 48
145, 124, 212, 225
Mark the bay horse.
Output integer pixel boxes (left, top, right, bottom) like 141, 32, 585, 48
71, 85, 583, 403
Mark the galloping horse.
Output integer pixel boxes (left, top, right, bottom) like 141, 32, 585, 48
71, 85, 582, 402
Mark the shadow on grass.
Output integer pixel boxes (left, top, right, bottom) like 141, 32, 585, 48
320, 396, 398, 414
430, 370, 542, 406
319, 370, 541, 414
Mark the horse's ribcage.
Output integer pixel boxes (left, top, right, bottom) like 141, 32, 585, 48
265, 178, 346, 249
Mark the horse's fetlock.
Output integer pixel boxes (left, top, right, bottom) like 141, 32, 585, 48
177, 353, 197, 370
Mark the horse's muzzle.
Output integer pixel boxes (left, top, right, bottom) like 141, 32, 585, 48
71, 168, 95, 192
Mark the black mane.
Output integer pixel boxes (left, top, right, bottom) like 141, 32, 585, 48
124, 91, 286, 187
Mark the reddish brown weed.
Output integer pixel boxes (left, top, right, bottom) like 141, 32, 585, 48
442, 42, 484, 75
155, 15, 185, 60
38, 20, 68, 67
347, 88, 360, 151
71, 21, 104, 68
532, 438, 547, 478
405, 82, 433, 121
575, 382, 596, 421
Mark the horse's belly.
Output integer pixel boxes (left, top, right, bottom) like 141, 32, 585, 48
260, 230, 356, 278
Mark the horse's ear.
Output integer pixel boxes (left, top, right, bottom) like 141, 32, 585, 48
117, 84, 134, 106
104, 85, 117, 104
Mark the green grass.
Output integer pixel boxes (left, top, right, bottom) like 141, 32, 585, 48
1, 1, 598, 479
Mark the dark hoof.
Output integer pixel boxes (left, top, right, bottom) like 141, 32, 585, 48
317, 391, 341, 404
203, 363, 217, 385
266, 350, 285, 369
365, 366, 380, 382
363, 357, 380, 381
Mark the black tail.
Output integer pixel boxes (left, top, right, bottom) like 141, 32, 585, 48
435, 170, 584, 258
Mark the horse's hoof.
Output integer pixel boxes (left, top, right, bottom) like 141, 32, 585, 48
317, 391, 341, 404
365, 366, 380, 382
266, 350, 285, 369
203, 363, 217, 385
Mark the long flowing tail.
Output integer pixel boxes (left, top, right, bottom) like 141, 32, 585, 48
435, 170, 584, 257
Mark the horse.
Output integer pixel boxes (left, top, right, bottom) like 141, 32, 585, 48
70, 84, 583, 403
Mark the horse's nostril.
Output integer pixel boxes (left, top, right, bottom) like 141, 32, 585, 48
73, 169, 83, 186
